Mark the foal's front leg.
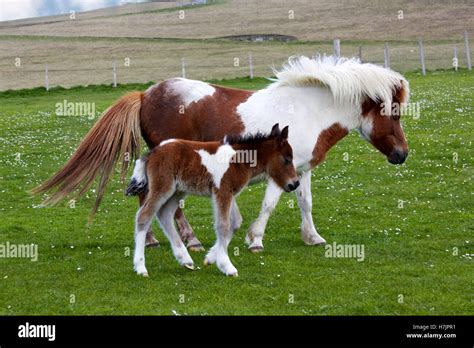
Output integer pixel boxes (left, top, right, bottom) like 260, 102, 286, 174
245, 179, 283, 252
295, 170, 326, 245
204, 192, 238, 276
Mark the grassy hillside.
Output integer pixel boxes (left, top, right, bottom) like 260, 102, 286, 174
0, 0, 472, 90
0, 70, 472, 315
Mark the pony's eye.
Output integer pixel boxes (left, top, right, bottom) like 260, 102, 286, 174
284, 157, 292, 165
393, 115, 400, 121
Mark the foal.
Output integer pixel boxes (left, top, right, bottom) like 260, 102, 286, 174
126, 124, 299, 277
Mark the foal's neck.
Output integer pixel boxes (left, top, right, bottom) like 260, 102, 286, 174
231, 141, 273, 178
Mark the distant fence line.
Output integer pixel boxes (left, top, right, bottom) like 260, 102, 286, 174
3, 32, 471, 92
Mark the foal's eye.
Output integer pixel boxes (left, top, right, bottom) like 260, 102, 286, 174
393, 115, 400, 121
284, 157, 292, 165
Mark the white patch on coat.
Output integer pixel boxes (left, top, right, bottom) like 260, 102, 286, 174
197, 145, 236, 189
167, 78, 216, 107
358, 116, 373, 142
159, 139, 177, 146
131, 159, 146, 184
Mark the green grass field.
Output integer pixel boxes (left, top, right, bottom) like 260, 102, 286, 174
0, 70, 472, 315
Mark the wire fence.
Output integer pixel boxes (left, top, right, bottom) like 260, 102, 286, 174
0, 31, 471, 91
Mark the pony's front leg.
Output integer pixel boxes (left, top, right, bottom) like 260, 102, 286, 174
296, 170, 326, 245
174, 207, 205, 252
204, 192, 237, 276
245, 179, 283, 252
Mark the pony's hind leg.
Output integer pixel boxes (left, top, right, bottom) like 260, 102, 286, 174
204, 191, 238, 276
230, 197, 243, 232
175, 207, 204, 252
157, 194, 195, 269
134, 191, 173, 276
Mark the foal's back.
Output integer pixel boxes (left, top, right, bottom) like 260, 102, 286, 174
146, 139, 238, 196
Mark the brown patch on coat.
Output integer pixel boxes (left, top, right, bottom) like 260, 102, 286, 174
140, 81, 251, 148
310, 123, 349, 168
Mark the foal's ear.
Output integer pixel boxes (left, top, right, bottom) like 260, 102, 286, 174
270, 123, 280, 137
279, 125, 289, 142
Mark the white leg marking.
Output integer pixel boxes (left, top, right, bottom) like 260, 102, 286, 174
157, 194, 194, 269
133, 191, 173, 276
204, 194, 238, 276
296, 171, 326, 245
246, 179, 283, 251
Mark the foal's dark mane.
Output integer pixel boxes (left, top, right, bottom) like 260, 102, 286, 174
224, 132, 275, 146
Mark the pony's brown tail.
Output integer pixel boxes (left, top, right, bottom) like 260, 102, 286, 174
32, 91, 143, 223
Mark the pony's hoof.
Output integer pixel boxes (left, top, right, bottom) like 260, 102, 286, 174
188, 243, 205, 252
138, 272, 149, 277
228, 272, 238, 277
183, 263, 195, 270
248, 245, 264, 253
203, 258, 210, 266
145, 238, 160, 248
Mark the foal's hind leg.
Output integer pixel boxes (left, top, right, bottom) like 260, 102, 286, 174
139, 192, 160, 248
134, 191, 172, 276
157, 194, 195, 270
175, 207, 204, 252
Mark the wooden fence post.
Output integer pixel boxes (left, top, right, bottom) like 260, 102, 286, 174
248, 52, 254, 79
112, 60, 117, 88
333, 39, 340, 58
44, 64, 49, 91
418, 38, 426, 76
384, 43, 390, 68
181, 58, 186, 78
464, 30, 472, 70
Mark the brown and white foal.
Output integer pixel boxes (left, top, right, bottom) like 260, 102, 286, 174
126, 124, 299, 276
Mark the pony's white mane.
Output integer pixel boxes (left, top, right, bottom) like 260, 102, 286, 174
271, 55, 409, 115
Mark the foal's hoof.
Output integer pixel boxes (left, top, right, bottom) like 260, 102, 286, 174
183, 263, 195, 270
203, 258, 211, 266
303, 236, 326, 246
248, 245, 264, 253
138, 272, 149, 277
230, 272, 238, 277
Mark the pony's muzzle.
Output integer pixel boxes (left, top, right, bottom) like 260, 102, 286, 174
388, 149, 408, 165
285, 180, 300, 192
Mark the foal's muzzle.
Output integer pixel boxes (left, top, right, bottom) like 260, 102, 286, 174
285, 180, 300, 192
388, 149, 408, 165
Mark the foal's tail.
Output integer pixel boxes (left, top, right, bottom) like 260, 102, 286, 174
125, 158, 148, 196
31, 91, 143, 223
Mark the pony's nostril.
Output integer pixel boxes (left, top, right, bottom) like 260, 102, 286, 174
293, 180, 300, 189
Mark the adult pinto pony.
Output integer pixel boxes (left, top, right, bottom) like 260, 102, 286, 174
34, 56, 409, 252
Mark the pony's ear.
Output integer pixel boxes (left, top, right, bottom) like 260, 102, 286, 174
279, 125, 289, 142
270, 123, 280, 137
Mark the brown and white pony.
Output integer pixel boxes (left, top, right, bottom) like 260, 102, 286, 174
33, 56, 409, 252
126, 124, 298, 276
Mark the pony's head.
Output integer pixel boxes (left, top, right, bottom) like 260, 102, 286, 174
266, 124, 299, 192
358, 85, 409, 165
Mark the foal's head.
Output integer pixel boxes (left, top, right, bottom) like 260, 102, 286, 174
266, 124, 299, 192
358, 86, 409, 165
